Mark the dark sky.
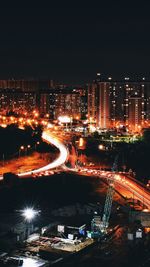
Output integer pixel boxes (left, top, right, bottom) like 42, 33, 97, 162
0, 2, 150, 84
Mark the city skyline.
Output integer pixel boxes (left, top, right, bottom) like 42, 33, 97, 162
0, 77, 150, 133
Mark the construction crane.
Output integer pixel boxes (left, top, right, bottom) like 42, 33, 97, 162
91, 154, 119, 236
101, 154, 119, 231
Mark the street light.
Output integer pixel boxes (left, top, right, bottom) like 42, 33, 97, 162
19, 145, 25, 157
22, 208, 38, 222
35, 141, 40, 150
98, 144, 104, 150
25, 145, 31, 155
22, 208, 40, 239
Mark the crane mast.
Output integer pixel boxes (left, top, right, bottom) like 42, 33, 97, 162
102, 154, 119, 231
91, 154, 119, 237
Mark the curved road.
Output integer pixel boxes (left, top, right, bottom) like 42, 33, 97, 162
0, 127, 150, 211
19, 130, 68, 177
0, 130, 68, 179
76, 169, 150, 210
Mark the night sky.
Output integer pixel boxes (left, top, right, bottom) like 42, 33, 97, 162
0, 2, 150, 84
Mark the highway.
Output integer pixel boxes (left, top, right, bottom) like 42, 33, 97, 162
18, 130, 68, 177
33, 130, 150, 211
0, 125, 150, 211
76, 168, 150, 210
0, 130, 68, 179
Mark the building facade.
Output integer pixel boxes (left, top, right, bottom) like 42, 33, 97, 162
128, 95, 142, 132
87, 82, 99, 124
98, 82, 110, 128
55, 92, 81, 119
88, 79, 150, 131
0, 79, 150, 133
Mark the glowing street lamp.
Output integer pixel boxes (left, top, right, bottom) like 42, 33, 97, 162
35, 141, 40, 150
19, 145, 24, 157
22, 208, 40, 239
98, 144, 104, 150
45, 113, 49, 118
22, 208, 38, 222
25, 145, 31, 155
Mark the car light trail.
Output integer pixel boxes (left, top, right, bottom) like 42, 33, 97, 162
74, 167, 150, 210
0, 125, 150, 211
90, 171, 150, 209
101, 173, 150, 210
18, 130, 68, 177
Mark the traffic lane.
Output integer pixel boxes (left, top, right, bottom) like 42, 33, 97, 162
0, 130, 68, 180
75, 169, 150, 209
116, 176, 150, 206
18, 131, 68, 177
104, 173, 150, 209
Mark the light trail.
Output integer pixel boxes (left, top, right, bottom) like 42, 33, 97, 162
114, 175, 150, 209
100, 172, 150, 210
18, 130, 68, 177
0, 129, 68, 179
1, 123, 150, 211
74, 168, 150, 210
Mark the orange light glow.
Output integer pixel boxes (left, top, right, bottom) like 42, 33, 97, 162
98, 144, 104, 150
79, 137, 84, 147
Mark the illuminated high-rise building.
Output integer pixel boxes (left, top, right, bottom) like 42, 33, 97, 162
55, 92, 81, 119
0, 78, 149, 131
98, 82, 110, 128
0, 80, 53, 115
0, 89, 37, 114
109, 82, 125, 126
128, 94, 142, 132
88, 81, 110, 128
87, 78, 150, 130
40, 93, 50, 115
87, 82, 99, 125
